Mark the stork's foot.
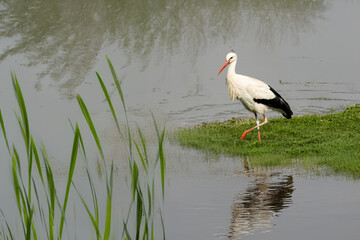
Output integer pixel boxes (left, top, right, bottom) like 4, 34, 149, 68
240, 130, 262, 141
240, 131, 248, 140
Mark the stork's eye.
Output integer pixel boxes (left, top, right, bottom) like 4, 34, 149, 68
229, 57, 233, 60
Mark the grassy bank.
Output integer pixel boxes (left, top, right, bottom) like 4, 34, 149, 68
177, 105, 360, 178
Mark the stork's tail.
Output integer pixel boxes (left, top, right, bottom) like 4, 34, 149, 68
280, 99, 293, 119
272, 86, 293, 119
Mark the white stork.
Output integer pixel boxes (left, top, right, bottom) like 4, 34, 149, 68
217, 52, 293, 141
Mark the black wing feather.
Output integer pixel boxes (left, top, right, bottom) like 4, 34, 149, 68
253, 86, 293, 119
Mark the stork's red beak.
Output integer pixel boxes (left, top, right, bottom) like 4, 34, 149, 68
217, 60, 229, 76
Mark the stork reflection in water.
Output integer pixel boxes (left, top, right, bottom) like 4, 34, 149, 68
228, 173, 294, 239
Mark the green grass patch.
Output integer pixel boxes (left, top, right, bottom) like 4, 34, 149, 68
176, 105, 360, 178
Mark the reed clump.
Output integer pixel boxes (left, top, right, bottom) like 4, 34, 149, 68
0, 57, 165, 239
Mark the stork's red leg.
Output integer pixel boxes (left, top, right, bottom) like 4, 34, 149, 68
241, 115, 268, 141
258, 130, 261, 141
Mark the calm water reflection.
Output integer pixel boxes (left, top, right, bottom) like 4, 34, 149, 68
0, 0, 327, 97
229, 174, 294, 239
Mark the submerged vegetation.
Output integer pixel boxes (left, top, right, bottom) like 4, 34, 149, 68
0, 58, 165, 239
177, 105, 360, 178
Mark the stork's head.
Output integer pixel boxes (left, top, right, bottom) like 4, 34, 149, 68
217, 52, 237, 76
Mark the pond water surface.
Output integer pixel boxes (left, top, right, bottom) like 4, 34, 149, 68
0, 0, 360, 239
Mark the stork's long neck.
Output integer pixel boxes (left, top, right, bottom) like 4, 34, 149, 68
227, 61, 237, 81
226, 60, 242, 101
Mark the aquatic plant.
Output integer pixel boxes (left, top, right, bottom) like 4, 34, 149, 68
76, 57, 166, 240
0, 58, 165, 239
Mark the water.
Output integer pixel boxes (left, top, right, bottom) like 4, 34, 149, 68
164, 167, 360, 240
0, 0, 360, 239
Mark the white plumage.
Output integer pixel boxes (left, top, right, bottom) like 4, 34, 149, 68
217, 52, 293, 141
